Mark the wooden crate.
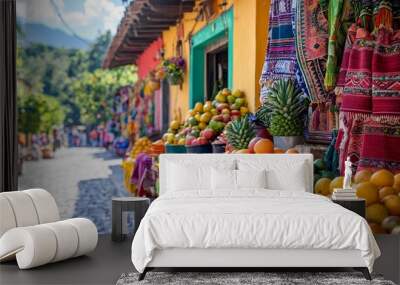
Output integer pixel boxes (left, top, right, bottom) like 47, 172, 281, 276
374, 234, 400, 284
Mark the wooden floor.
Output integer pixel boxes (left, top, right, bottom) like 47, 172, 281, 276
0, 235, 134, 285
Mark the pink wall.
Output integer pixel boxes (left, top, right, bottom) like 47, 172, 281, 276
136, 37, 163, 79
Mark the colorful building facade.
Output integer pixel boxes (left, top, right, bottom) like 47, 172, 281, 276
104, 0, 270, 130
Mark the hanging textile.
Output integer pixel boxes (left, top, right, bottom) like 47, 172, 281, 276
337, 0, 400, 174
357, 117, 400, 172
295, 0, 332, 102
324, 0, 355, 90
259, 0, 297, 90
371, 3, 400, 115
340, 28, 375, 113
336, 24, 357, 90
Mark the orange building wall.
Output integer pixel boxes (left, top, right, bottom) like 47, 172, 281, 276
162, 0, 270, 122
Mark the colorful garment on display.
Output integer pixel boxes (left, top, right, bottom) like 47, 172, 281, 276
372, 28, 400, 115
357, 117, 400, 172
340, 28, 375, 113
259, 0, 297, 87
295, 0, 332, 102
336, 24, 357, 88
131, 153, 157, 197
324, 0, 354, 90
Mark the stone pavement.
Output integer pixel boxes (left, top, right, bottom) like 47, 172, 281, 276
18, 147, 130, 233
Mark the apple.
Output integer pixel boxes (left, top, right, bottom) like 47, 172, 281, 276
217, 103, 229, 112
255, 126, 273, 140
215, 93, 226, 103
190, 129, 200, 138
197, 136, 209, 145
222, 114, 231, 123
202, 128, 215, 140
235, 98, 245, 107
227, 95, 236, 104
221, 108, 230, 115
185, 135, 196, 146
212, 115, 224, 122
232, 89, 242, 98
230, 110, 241, 117
231, 115, 240, 121
248, 137, 262, 153
230, 104, 240, 110
221, 88, 231, 96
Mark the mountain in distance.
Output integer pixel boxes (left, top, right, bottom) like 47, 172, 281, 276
18, 22, 92, 50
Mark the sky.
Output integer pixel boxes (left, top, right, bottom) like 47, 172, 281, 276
16, 0, 128, 41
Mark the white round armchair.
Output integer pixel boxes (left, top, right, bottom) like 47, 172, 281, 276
0, 189, 98, 269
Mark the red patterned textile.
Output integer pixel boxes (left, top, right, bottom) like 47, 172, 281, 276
371, 28, 400, 115
336, 24, 357, 88
340, 28, 375, 113
339, 114, 400, 174
358, 117, 400, 173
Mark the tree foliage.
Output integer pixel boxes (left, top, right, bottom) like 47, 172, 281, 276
16, 30, 137, 133
18, 93, 65, 134
72, 65, 136, 126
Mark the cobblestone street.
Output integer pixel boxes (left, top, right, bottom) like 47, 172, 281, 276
18, 147, 129, 233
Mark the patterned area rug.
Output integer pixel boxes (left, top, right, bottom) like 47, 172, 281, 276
116, 271, 394, 285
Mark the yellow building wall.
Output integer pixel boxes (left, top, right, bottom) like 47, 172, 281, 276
162, 0, 269, 123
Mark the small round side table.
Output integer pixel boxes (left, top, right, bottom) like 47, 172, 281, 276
112, 197, 150, 242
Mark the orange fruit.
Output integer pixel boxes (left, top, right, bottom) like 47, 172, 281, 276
315, 178, 332, 196
354, 169, 373, 184
329, 176, 344, 194
383, 195, 400, 216
379, 186, 396, 201
236, 149, 250, 154
286, 148, 299, 154
273, 148, 285, 154
254, 139, 274, 154
355, 182, 379, 206
393, 173, 400, 194
370, 169, 394, 187
366, 203, 389, 224
368, 223, 387, 234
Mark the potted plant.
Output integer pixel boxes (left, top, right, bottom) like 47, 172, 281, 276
264, 79, 309, 150
162, 56, 185, 85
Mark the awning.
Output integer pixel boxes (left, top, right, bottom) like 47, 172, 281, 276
103, 0, 195, 69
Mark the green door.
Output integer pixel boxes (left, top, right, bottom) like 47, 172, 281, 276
189, 8, 233, 108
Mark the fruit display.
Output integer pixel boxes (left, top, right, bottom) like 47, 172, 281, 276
161, 88, 250, 148
313, 158, 337, 186
149, 139, 165, 156
315, 168, 400, 234
264, 79, 308, 136
162, 120, 186, 145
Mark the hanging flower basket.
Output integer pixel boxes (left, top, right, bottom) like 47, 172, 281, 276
168, 75, 183, 86
162, 56, 185, 86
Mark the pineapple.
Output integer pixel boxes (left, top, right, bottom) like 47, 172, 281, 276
255, 103, 271, 128
265, 79, 308, 136
225, 115, 256, 150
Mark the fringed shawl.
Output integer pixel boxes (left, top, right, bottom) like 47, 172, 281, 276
259, 0, 297, 86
